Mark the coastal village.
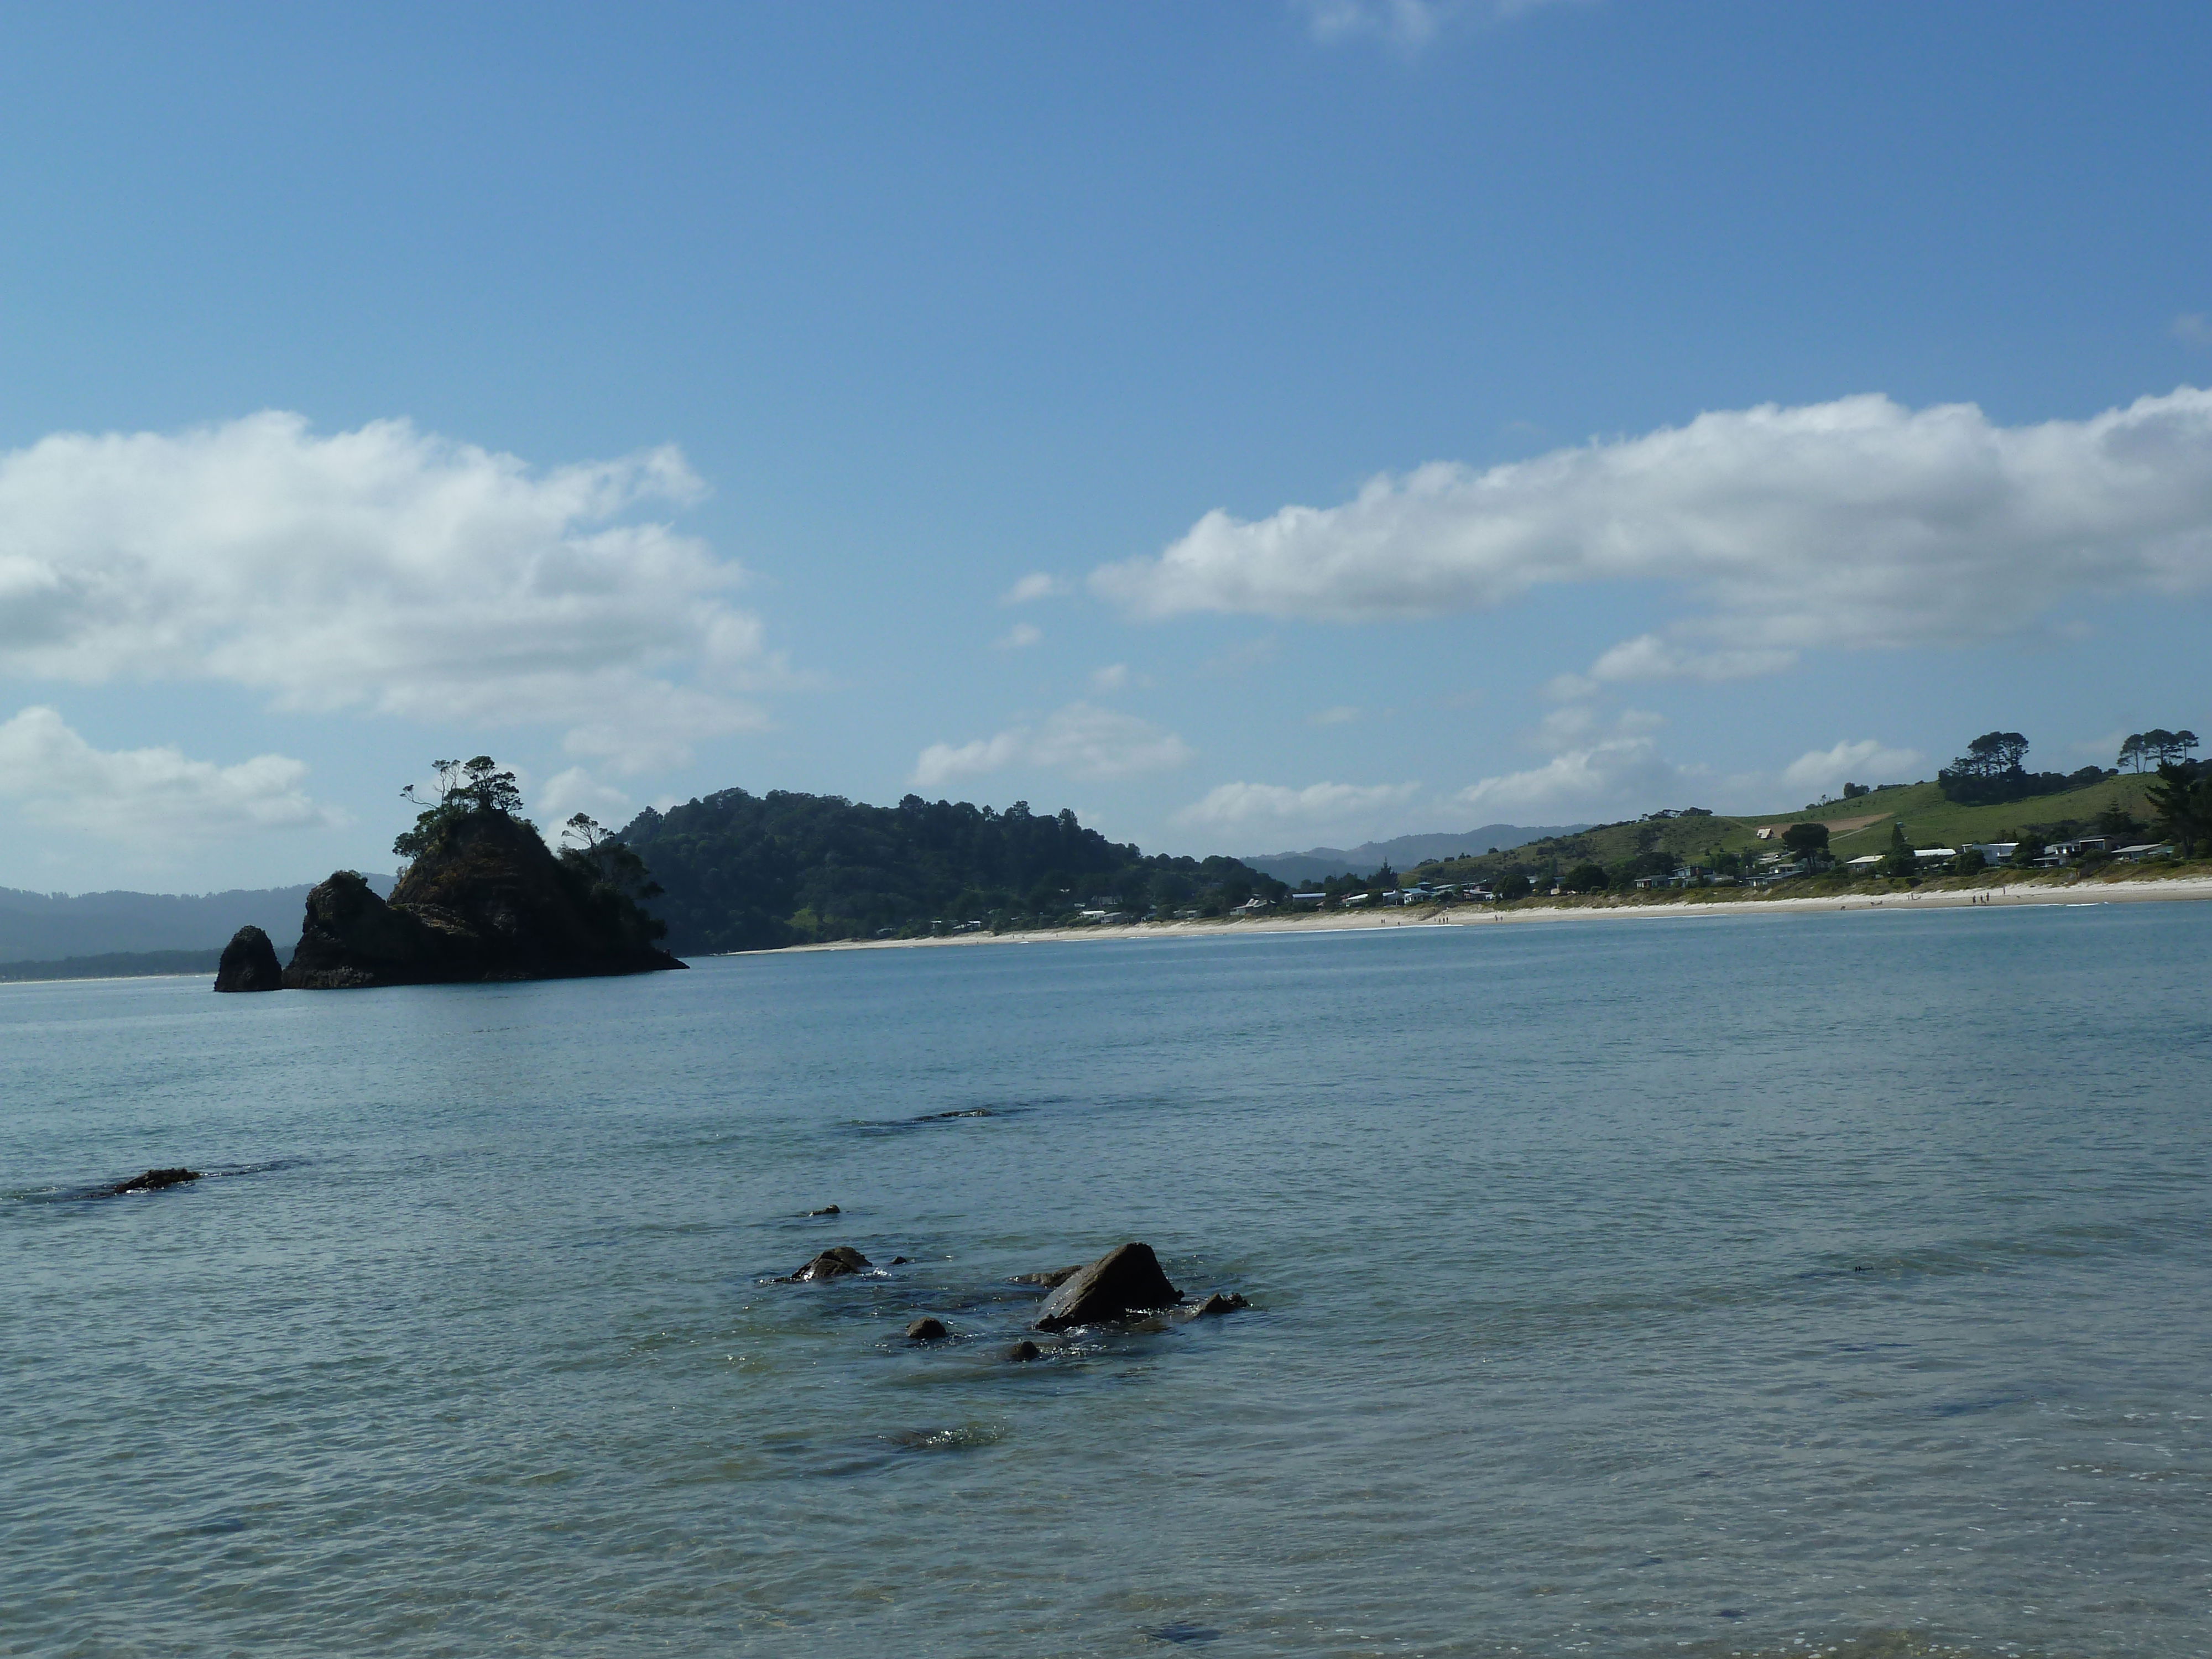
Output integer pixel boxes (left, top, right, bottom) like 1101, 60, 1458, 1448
947, 730, 2209, 935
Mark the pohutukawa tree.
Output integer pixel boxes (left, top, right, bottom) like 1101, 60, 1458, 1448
394, 755, 528, 861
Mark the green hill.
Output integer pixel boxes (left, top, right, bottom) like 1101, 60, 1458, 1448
1406, 772, 2164, 888
617, 790, 1281, 952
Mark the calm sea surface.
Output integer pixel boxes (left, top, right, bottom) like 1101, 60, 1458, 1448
5, 903, 2210, 1658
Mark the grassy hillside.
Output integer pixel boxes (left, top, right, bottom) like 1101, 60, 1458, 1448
1406, 772, 2163, 886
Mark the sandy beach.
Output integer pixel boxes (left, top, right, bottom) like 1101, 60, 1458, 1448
775, 868, 2212, 953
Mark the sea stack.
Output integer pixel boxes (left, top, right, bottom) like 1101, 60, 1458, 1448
279, 806, 684, 990
212, 926, 283, 992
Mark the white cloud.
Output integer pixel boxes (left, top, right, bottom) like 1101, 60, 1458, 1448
912, 702, 1193, 789
1297, 0, 1563, 49
1779, 739, 1923, 796
1175, 779, 1421, 832
1583, 634, 1798, 686
1455, 737, 1693, 819
1300, 0, 1446, 48
1090, 663, 1131, 692
2176, 314, 2212, 347
1200, 635, 1280, 676
0, 412, 768, 770
1094, 387, 2212, 684
0, 706, 340, 842
1000, 572, 1067, 605
994, 622, 1044, 650
1310, 704, 1362, 726
1531, 702, 1661, 749
536, 765, 632, 831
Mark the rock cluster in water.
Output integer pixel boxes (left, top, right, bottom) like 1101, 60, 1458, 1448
279, 810, 684, 990
777, 1238, 1248, 1353
213, 926, 283, 993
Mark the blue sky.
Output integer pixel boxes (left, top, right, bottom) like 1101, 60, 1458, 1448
2, 1, 2209, 891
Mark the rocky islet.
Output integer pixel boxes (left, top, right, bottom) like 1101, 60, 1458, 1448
212, 926, 283, 993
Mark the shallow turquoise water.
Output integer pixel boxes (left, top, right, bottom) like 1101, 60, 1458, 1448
4, 902, 2210, 1657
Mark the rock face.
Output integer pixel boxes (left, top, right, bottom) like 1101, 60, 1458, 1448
1034, 1241, 1181, 1331
280, 810, 684, 989
212, 926, 284, 992
905, 1317, 948, 1341
1190, 1291, 1249, 1318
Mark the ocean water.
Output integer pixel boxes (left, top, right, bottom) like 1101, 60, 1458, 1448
4, 902, 2210, 1658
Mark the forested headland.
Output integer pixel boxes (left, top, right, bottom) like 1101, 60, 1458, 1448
614, 790, 1284, 952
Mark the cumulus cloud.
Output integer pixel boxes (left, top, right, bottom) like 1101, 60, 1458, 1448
0, 412, 768, 772
1090, 663, 1131, 692
912, 702, 1192, 788
1455, 737, 1694, 819
1531, 703, 1662, 749
1175, 779, 1421, 832
1779, 739, 1923, 796
0, 706, 340, 841
1000, 572, 1067, 604
536, 765, 633, 831
994, 622, 1044, 650
1095, 387, 2212, 684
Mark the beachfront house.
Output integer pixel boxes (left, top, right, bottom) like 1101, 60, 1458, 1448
2112, 843, 2174, 862
1746, 858, 1812, 887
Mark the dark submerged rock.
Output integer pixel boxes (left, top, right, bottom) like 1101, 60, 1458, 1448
281, 811, 684, 990
1034, 1242, 1181, 1332
782, 1245, 871, 1282
905, 1317, 948, 1341
113, 1167, 200, 1194
1006, 1339, 1042, 1362
1190, 1291, 1249, 1318
212, 926, 283, 992
808, 1204, 841, 1215
1010, 1263, 1086, 1287
889, 1256, 911, 1265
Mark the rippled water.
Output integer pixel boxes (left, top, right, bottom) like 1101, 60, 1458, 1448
5, 902, 2210, 1657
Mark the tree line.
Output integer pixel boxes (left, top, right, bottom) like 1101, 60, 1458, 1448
612, 789, 1285, 952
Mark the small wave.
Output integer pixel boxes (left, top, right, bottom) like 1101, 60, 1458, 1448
879, 1422, 1008, 1453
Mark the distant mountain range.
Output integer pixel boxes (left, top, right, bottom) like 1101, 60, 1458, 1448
1240, 825, 1593, 885
0, 876, 394, 965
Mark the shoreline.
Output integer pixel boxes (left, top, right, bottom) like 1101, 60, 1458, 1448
759, 868, 2212, 954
